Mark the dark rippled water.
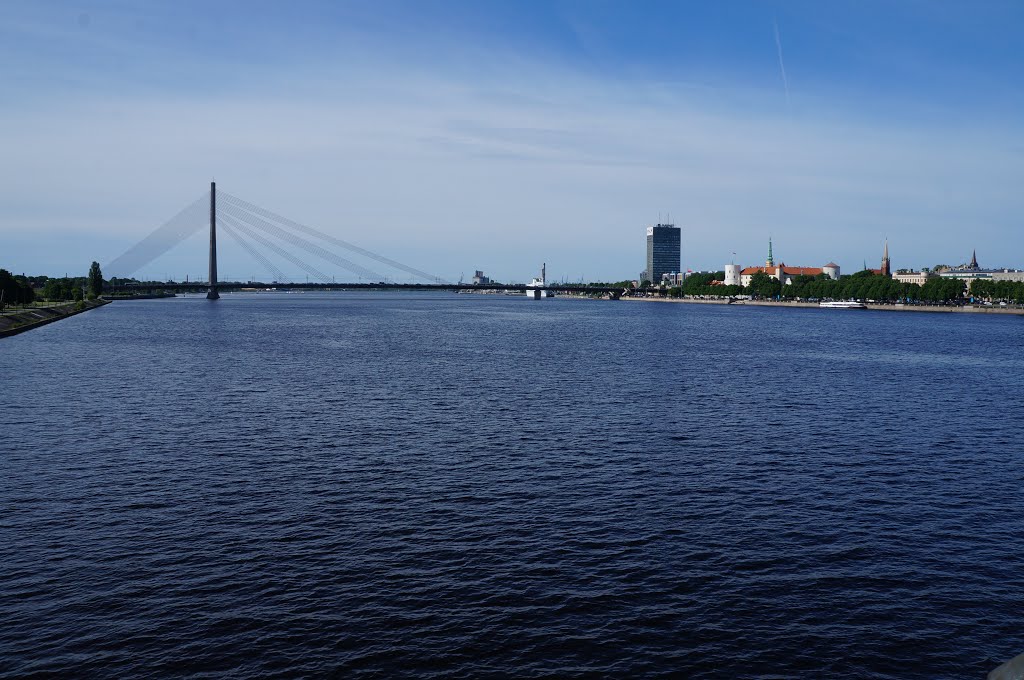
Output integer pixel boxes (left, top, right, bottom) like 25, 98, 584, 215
2, 293, 1023, 678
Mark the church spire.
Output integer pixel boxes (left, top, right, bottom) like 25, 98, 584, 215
766, 237, 774, 267
880, 238, 891, 277
969, 249, 979, 269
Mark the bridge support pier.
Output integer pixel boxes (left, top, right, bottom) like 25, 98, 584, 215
206, 181, 219, 300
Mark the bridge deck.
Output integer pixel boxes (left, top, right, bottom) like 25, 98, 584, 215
111, 282, 628, 295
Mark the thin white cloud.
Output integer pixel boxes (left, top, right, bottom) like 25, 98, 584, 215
773, 18, 791, 106
0, 22, 1021, 280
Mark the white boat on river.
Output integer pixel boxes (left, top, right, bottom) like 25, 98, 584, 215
819, 301, 866, 309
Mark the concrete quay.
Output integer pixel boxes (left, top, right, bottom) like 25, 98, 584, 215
0, 299, 110, 338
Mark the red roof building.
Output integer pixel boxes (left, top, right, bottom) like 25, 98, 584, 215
739, 239, 841, 287
740, 262, 840, 286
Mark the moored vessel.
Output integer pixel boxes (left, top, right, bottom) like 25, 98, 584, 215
819, 300, 866, 309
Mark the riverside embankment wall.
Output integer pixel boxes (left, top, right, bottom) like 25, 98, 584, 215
0, 299, 110, 338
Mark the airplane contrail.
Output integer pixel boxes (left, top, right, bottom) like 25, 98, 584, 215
773, 18, 791, 106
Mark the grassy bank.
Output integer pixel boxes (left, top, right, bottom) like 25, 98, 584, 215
0, 299, 110, 338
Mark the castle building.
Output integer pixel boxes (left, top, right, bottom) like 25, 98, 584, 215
724, 263, 741, 286
738, 239, 840, 286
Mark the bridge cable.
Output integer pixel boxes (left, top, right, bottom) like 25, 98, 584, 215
219, 202, 385, 281
219, 201, 387, 282
105, 192, 209, 277
219, 191, 448, 284
218, 218, 290, 283
217, 212, 333, 283
106, 193, 207, 278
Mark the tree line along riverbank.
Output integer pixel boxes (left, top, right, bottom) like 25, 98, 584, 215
661, 270, 1018, 304
623, 296, 1024, 315
592, 270, 1024, 305
1, 263, 106, 310
1, 262, 111, 338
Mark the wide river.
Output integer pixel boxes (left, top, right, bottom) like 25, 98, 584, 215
2, 293, 1022, 678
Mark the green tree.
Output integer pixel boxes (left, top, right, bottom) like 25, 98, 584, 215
921, 277, 965, 302
782, 274, 819, 300
680, 273, 714, 295
41, 277, 82, 302
748, 271, 781, 299
88, 261, 103, 298
10, 274, 35, 305
971, 280, 992, 301
0, 269, 17, 310
43, 279, 64, 301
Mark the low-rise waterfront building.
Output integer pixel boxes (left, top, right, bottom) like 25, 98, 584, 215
893, 270, 935, 286
661, 272, 683, 286
991, 270, 1024, 283
935, 251, 1024, 290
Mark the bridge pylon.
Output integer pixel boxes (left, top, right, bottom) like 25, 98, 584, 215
206, 181, 219, 300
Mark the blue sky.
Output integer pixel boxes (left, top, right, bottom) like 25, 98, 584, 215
1, 1, 1022, 281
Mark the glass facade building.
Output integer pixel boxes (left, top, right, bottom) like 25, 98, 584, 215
646, 224, 681, 284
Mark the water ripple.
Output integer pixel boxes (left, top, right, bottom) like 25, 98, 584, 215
2, 294, 1023, 678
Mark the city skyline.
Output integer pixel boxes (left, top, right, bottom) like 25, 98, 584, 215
2, 1, 1022, 281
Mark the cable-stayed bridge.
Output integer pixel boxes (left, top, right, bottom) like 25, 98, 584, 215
106, 184, 623, 298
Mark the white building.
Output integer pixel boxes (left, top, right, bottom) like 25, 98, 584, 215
937, 251, 1024, 288
931, 250, 1024, 290
939, 269, 1024, 290
893, 271, 935, 286
991, 270, 1024, 283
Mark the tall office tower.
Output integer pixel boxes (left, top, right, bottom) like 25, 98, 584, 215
645, 223, 681, 284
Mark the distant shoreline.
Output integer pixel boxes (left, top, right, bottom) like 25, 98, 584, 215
621, 296, 1024, 315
